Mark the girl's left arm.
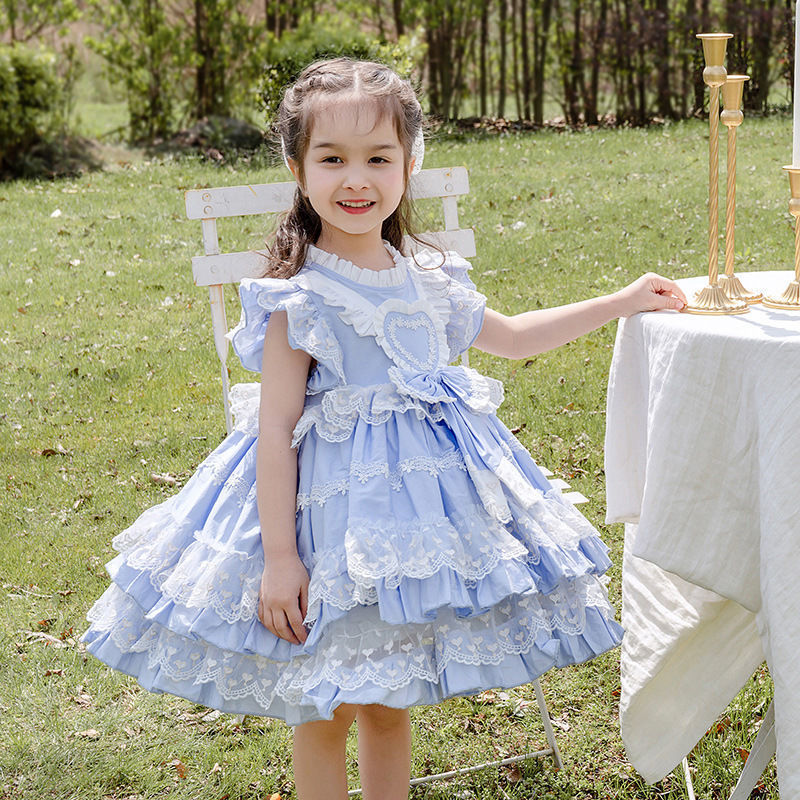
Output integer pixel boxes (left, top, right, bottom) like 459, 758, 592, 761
473, 272, 687, 359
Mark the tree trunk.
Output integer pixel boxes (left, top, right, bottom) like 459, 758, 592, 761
655, 0, 673, 117
480, 0, 488, 116
498, 0, 508, 118
532, 0, 553, 124
440, 8, 453, 117
426, 21, 442, 116
511, 0, 522, 118
373, 0, 386, 39
393, 0, 404, 36
521, 0, 531, 119
692, 0, 710, 113
570, 0, 584, 124
585, 0, 608, 124
195, 0, 212, 119
749, 0, 777, 112
555, 0, 581, 125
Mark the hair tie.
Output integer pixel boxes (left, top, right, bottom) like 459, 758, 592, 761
280, 129, 425, 175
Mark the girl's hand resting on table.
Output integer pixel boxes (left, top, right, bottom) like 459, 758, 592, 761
614, 273, 687, 317
258, 553, 310, 645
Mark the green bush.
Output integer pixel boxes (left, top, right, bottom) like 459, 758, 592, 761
258, 19, 424, 128
0, 44, 61, 175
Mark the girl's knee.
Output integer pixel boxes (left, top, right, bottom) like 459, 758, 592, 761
356, 704, 410, 731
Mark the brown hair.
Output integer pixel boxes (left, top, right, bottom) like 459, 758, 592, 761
262, 58, 429, 278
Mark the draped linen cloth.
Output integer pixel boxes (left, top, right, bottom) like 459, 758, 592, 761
605, 272, 800, 794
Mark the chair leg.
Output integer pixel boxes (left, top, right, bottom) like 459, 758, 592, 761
532, 677, 564, 770
682, 757, 696, 800
728, 700, 776, 800
345, 680, 564, 796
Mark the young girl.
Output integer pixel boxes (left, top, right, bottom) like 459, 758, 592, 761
82, 58, 686, 799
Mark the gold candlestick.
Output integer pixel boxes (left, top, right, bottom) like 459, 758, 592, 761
718, 74, 762, 304
762, 166, 800, 310
686, 32, 749, 315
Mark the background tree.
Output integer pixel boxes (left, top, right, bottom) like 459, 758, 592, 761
0, 0, 79, 44
86, 0, 185, 140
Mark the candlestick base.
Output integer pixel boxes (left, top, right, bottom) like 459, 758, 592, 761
684, 283, 750, 315
718, 273, 762, 304
762, 279, 800, 310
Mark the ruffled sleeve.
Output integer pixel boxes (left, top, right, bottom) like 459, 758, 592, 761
412, 250, 487, 360
228, 277, 345, 385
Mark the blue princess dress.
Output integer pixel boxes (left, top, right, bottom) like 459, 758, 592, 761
82, 244, 623, 726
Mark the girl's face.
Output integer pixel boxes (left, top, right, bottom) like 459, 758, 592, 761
294, 101, 411, 256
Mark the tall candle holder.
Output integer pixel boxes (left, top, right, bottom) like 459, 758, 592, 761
762, 166, 800, 310
685, 32, 749, 315
718, 74, 762, 304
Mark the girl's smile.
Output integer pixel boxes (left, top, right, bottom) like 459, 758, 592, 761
337, 199, 376, 214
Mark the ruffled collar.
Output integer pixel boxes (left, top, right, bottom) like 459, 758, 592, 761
306, 242, 407, 287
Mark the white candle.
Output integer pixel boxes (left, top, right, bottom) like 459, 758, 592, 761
794, 0, 800, 165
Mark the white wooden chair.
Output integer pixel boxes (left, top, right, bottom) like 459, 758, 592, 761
185, 166, 577, 792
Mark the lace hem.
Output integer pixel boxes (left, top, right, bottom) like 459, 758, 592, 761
85, 579, 619, 717
296, 451, 467, 510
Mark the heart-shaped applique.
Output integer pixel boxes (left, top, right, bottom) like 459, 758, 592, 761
381, 310, 439, 372
373, 298, 448, 373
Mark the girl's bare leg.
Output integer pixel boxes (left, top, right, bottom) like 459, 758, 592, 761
293, 704, 358, 800
356, 704, 411, 800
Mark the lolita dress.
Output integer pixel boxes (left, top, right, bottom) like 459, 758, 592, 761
82, 244, 624, 726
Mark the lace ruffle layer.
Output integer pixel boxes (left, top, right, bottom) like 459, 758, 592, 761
411, 250, 487, 358
84, 582, 622, 725
230, 276, 344, 390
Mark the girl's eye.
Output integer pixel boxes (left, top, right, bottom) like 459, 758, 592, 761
321, 156, 342, 164
369, 156, 388, 164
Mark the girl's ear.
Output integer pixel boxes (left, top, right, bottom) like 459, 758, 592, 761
287, 157, 304, 193
407, 157, 416, 178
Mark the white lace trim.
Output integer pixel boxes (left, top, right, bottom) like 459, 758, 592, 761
291, 383, 448, 447
229, 382, 260, 435
86, 576, 618, 715
411, 250, 487, 359
296, 451, 467, 510
303, 514, 530, 624
373, 298, 450, 372
230, 275, 346, 383
307, 242, 408, 287
279, 586, 614, 701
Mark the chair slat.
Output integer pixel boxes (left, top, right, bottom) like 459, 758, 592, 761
192, 229, 476, 287
185, 167, 470, 220
408, 166, 469, 200
186, 181, 296, 220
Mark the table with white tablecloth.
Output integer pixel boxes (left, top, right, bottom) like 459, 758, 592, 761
604, 271, 800, 796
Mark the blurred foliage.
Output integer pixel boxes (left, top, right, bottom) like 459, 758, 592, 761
0, 43, 59, 174
257, 15, 424, 128
0, 0, 79, 42
2, 0, 794, 144
84, 0, 186, 141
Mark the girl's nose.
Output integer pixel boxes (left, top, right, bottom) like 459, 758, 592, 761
342, 164, 370, 191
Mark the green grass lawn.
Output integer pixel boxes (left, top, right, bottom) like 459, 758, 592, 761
0, 115, 785, 799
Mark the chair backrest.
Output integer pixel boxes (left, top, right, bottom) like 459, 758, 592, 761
185, 166, 475, 433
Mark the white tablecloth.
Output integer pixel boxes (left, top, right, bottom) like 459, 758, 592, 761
604, 271, 800, 795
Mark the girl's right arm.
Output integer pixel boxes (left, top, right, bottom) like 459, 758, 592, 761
256, 310, 313, 645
